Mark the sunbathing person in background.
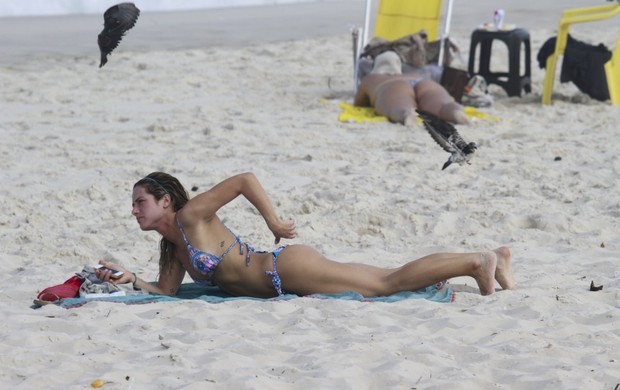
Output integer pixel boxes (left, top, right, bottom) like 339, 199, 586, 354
96, 171, 515, 298
354, 51, 469, 126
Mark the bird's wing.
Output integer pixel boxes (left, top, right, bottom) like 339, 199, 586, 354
98, 3, 140, 67
102, 3, 140, 35
416, 110, 458, 153
447, 132, 470, 152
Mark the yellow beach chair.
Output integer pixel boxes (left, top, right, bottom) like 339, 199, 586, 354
373, 0, 444, 42
541, 2, 620, 105
604, 33, 620, 104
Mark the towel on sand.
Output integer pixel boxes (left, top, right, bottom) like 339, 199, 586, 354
338, 102, 389, 123
338, 102, 501, 123
59, 281, 454, 308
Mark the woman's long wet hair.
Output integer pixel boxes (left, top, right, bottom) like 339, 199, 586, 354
133, 172, 189, 275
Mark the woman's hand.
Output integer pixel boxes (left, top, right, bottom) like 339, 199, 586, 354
95, 260, 133, 284
268, 218, 297, 244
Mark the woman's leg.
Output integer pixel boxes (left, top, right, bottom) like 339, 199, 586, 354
386, 246, 514, 293
276, 245, 514, 297
415, 80, 469, 125
373, 80, 419, 125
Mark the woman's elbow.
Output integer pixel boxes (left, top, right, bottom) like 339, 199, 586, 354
353, 94, 370, 107
239, 172, 256, 180
151, 283, 179, 296
166, 286, 180, 296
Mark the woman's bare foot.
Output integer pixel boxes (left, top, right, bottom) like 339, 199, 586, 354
493, 246, 516, 290
474, 252, 498, 296
439, 103, 470, 125
452, 110, 470, 125
403, 110, 422, 128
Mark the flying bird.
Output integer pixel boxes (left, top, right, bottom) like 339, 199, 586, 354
98, 2, 140, 68
416, 109, 477, 170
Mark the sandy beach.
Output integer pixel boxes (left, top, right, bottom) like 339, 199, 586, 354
1, 0, 619, 388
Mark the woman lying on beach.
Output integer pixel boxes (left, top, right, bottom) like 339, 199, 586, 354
354, 51, 469, 126
97, 172, 515, 297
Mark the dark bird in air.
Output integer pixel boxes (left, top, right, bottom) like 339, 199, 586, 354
416, 109, 477, 170
98, 3, 140, 67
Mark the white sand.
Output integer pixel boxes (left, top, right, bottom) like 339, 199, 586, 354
1, 1, 620, 389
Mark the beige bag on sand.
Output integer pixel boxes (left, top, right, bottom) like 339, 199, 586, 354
360, 31, 429, 68
360, 30, 460, 69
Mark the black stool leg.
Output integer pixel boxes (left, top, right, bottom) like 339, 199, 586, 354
507, 34, 521, 97
522, 37, 532, 93
479, 39, 493, 77
468, 32, 480, 75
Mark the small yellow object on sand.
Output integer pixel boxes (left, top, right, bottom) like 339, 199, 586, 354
91, 379, 105, 388
463, 106, 502, 121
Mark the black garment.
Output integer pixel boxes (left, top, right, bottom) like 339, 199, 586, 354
538, 34, 612, 101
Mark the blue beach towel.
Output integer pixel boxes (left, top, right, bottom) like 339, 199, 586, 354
60, 282, 454, 308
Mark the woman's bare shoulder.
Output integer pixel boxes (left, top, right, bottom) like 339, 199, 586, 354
176, 196, 220, 228
175, 200, 199, 226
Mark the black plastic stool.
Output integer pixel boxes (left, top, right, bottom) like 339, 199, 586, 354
468, 28, 532, 97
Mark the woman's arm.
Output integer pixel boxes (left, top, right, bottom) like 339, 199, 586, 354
185, 172, 297, 243
354, 80, 371, 107
97, 257, 186, 296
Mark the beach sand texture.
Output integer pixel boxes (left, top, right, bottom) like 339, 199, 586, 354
1, 1, 619, 388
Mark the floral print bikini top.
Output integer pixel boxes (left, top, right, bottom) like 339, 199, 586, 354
176, 219, 251, 285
